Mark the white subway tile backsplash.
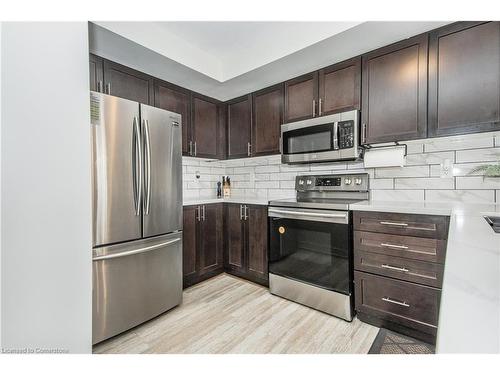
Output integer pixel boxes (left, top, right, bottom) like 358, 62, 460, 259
255, 165, 280, 173
424, 135, 494, 152
375, 166, 429, 178
455, 176, 500, 190
255, 180, 280, 189
371, 190, 425, 201
425, 190, 495, 203
182, 131, 500, 205
369, 178, 394, 189
456, 148, 500, 163
405, 151, 455, 166
394, 177, 454, 190
280, 180, 296, 189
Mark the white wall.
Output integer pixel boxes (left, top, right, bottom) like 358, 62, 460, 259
1, 22, 92, 353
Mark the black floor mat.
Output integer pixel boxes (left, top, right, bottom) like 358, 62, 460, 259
368, 328, 435, 354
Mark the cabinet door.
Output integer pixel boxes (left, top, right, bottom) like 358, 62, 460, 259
246, 205, 269, 285
154, 80, 192, 155
224, 204, 245, 274
192, 94, 220, 158
428, 22, 500, 137
227, 95, 252, 159
199, 204, 224, 276
89, 54, 104, 92
252, 84, 283, 157
182, 205, 199, 288
103, 60, 154, 104
318, 57, 361, 116
284, 72, 318, 123
361, 34, 428, 144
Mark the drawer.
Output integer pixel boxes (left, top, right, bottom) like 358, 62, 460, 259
353, 211, 449, 239
354, 230, 447, 263
354, 250, 444, 288
354, 271, 440, 336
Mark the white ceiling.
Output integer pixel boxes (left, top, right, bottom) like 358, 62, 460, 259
89, 21, 451, 101
95, 21, 362, 81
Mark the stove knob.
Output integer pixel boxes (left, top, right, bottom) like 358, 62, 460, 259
306, 179, 312, 185
344, 177, 352, 185
355, 178, 363, 185
298, 179, 305, 185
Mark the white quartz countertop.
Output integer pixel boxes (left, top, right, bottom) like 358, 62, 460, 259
352, 200, 500, 353
183, 197, 269, 206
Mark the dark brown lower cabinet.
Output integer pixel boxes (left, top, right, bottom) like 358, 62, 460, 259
224, 204, 268, 286
353, 211, 449, 344
183, 204, 224, 288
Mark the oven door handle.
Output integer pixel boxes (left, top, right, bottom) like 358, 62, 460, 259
268, 208, 348, 223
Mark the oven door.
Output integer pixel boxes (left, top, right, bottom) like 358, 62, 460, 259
268, 207, 352, 295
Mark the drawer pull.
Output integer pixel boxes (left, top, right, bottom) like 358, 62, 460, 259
381, 264, 409, 272
382, 297, 410, 307
380, 221, 408, 227
381, 243, 409, 249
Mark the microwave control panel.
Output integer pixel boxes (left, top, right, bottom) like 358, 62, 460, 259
338, 120, 355, 149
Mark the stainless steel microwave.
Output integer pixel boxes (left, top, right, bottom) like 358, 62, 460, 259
281, 110, 361, 164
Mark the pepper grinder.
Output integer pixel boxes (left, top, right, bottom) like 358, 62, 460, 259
216, 181, 222, 198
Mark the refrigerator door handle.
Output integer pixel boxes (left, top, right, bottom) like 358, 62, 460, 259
143, 119, 152, 215
132, 116, 142, 216
93, 238, 181, 261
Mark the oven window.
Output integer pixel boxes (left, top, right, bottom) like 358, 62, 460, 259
283, 124, 333, 154
269, 217, 351, 294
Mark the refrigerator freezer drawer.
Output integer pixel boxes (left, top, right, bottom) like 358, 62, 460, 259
92, 232, 182, 344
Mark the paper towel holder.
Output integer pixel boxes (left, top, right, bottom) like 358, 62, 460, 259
361, 141, 407, 156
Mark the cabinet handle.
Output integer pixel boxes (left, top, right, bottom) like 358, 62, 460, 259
312, 99, 316, 117
240, 205, 244, 221
247, 142, 251, 157
194, 141, 197, 156
361, 123, 367, 144
381, 243, 409, 249
380, 221, 408, 227
97, 81, 103, 93
382, 297, 410, 308
381, 264, 409, 272
196, 206, 201, 222
244, 205, 248, 220
318, 98, 322, 116
202, 205, 206, 221
105, 83, 111, 95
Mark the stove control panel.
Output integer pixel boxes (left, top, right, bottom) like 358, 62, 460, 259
296, 173, 369, 192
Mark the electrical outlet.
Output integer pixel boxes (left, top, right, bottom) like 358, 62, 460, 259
440, 159, 453, 178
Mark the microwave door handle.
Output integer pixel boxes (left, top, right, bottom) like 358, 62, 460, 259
333, 122, 339, 150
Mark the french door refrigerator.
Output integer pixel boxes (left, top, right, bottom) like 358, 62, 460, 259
90, 92, 183, 344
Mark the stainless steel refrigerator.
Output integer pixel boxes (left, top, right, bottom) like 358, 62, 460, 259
90, 92, 183, 344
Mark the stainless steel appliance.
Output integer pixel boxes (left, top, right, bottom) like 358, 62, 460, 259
91, 92, 183, 344
268, 173, 369, 321
281, 110, 361, 164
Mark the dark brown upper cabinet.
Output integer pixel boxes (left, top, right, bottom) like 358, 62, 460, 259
191, 93, 220, 159
284, 72, 319, 123
154, 80, 192, 155
318, 56, 361, 116
89, 54, 104, 92
428, 22, 500, 137
252, 84, 284, 157
361, 34, 428, 144
227, 95, 252, 159
103, 60, 154, 105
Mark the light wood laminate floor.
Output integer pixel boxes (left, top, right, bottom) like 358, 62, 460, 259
93, 274, 379, 354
